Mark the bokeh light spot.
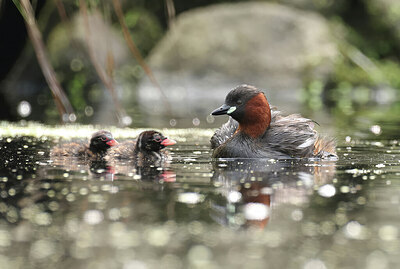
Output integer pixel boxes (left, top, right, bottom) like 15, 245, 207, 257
17, 101, 31, 117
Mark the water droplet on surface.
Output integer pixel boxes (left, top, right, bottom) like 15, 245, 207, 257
366, 250, 388, 269
48, 201, 59, 211
177, 192, 205, 204
371, 141, 384, 147
340, 186, 350, 193
0, 230, 11, 247
303, 259, 327, 269
8, 188, 16, 196
344, 221, 366, 240
30, 239, 55, 259
66, 193, 75, 202
291, 209, 303, 221
243, 203, 270, 220
108, 208, 121, 221
318, 184, 336, 197
35, 212, 52, 226
123, 260, 147, 269
378, 225, 398, 241
370, 125, 382, 135
356, 196, 367, 205
84, 210, 104, 225
146, 228, 170, 246
188, 245, 212, 265
227, 191, 242, 203
79, 188, 89, 195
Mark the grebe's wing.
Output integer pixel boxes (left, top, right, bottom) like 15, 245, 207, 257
210, 117, 238, 149
264, 112, 317, 158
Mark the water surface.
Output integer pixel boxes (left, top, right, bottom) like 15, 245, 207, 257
0, 121, 400, 269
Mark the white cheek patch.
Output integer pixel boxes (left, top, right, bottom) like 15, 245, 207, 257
227, 106, 236, 114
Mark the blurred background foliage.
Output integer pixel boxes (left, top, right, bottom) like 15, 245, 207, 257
1, 0, 400, 126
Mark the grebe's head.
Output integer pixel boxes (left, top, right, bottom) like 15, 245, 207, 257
211, 85, 271, 137
136, 130, 176, 152
89, 130, 118, 153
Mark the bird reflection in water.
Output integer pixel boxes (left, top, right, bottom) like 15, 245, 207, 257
89, 159, 116, 181
50, 155, 176, 183
211, 159, 336, 229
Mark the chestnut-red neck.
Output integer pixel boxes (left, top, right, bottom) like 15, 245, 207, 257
238, 93, 271, 138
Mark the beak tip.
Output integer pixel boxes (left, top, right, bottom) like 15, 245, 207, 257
211, 104, 230, 116
161, 138, 177, 146
106, 139, 118, 147
211, 109, 220, 116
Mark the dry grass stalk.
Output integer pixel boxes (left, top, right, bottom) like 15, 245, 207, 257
54, 0, 68, 23
165, 0, 176, 28
15, 0, 75, 122
112, 0, 171, 113
79, 0, 128, 125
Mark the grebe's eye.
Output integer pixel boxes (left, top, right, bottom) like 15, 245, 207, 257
237, 100, 242, 105
100, 136, 108, 141
153, 136, 162, 142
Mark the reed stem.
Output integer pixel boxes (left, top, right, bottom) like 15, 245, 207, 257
15, 0, 75, 122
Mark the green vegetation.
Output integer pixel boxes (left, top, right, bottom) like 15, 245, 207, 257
4, 0, 400, 123
301, 1, 400, 115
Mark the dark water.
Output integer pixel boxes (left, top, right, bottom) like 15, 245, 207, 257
1, 121, 400, 269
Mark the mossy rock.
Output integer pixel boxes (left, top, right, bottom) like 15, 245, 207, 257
138, 2, 339, 118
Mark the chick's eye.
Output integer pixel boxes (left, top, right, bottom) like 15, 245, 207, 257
101, 136, 108, 141
153, 137, 162, 142
237, 100, 242, 105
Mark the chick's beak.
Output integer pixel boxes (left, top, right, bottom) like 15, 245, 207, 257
161, 137, 176, 146
106, 139, 118, 147
211, 103, 231, 115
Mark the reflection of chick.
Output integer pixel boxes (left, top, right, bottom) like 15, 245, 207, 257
108, 130, 176, 165
50, 130, 118, 160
